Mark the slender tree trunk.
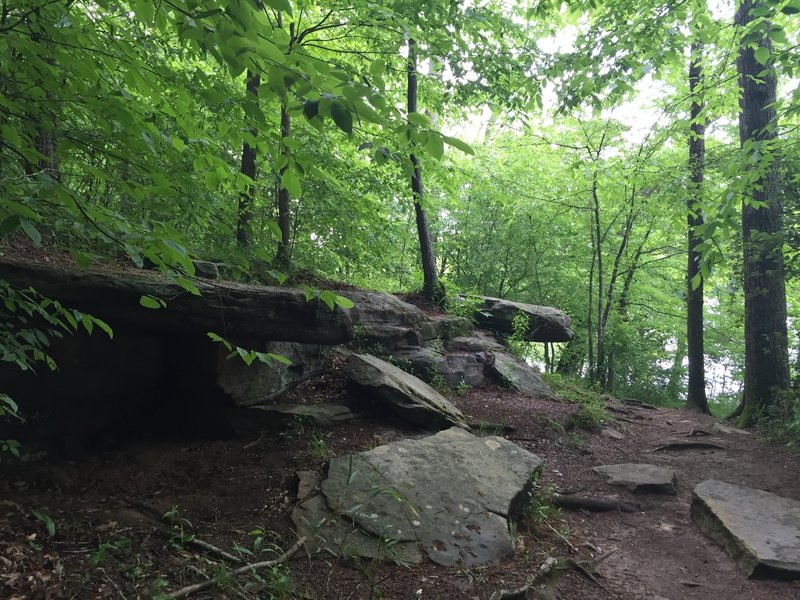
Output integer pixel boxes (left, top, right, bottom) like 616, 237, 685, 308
592, 168, 605, 387
587, 217, 596, 384
687, 40, 709, 413
407, 38, 440, 302
736, 0, 790, 426
275, 103, 292, 267
237, 71, 260, 247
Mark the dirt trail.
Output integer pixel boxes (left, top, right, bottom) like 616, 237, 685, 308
1, 383, 799, 599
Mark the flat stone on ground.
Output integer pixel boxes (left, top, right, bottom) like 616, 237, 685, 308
593, 463, 677, 494
692, 479, 800, 578
296, 428, 543, 566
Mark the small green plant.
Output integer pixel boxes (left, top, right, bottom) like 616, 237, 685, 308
163, 506, 194, 548
759, 388, 800, 447
427, 365, 448, 391
386, 354, 413, 374
454, 381, 471, 395
543, 373, 609, 428
32, 509, 56, 537
309, 434, 331, 460
1, 393, 23, 460
445, 289, 482, 324
509, 310, 531, 360
90, 537, 131, 565
521, 477, 561, 530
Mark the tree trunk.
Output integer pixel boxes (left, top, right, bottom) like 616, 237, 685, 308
236, 71, 260, 247
407, 38, 441, 302
275, 104, 292, 268
687, 39, 709, 413
735, 0, 790, 426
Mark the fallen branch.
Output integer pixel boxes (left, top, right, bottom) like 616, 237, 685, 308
121, 497, 244, 565
168, 537, 306, 599
553, 494, 638, 513
489, 556, 558, 599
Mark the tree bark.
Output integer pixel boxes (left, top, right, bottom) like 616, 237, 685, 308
275, 103, 292, 268
236, 71, 261, 247
735, 0, 790, 426
407, 38, 441, 302
687, 39, 709, 413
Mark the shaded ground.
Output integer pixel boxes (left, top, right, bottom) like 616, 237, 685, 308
2, 366, 800, 599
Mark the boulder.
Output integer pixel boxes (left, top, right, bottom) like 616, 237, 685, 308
473, 296, 573, 342
692, 479, 800, 578
593, 463, 677, 494
388, 347, 485, 388
217, 342, 331, 406
294, 428, 543, 566
490, 352, 555, 398
345, 353, 468, 430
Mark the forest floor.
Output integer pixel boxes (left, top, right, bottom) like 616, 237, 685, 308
2, 345, 800, 600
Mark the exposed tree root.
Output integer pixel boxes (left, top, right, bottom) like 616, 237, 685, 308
489, 556, 558, 599
168, 536, 306, 599
651, 441, 725, 452
553, 494, 638, 513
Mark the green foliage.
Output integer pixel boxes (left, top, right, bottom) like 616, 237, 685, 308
445, 289, 483, 324
518, 470, 560, 532
308, 434, 331, 460
90, 537, 131, 566
508, 310, 531, 360
543, 373, 609, 428
32, 510, 56, 537
757, 388, 800, 447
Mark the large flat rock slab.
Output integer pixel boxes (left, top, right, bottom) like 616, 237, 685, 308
313, 428, 543, 566
0, 259, 353, 343
473, 296, 573, 342
593, 463, 676, 494
345, 352, 468, 430
692, 479, 800, 578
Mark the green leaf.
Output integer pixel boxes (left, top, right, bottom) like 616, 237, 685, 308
407, 112, 430, 127
754, 46, 770, 65
0, 215, 20, 238
442, 135, 474, 155
303, 100, 319, 120
262, 0, 293, 14
139, 295, 164, 309
281, 169, 302, 197
331, 102, 353, 135
425, 134, 445, 160
19, 219, 41, 246
32, 511, 56, 537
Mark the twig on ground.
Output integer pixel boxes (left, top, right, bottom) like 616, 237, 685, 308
546, 522, 575, 552
243, 433, 266, 450
121, 497, 244, 564
489, 556, 558, 599
167, 537, 306, 599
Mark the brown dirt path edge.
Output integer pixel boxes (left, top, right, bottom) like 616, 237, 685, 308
1, 381, 800, 599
